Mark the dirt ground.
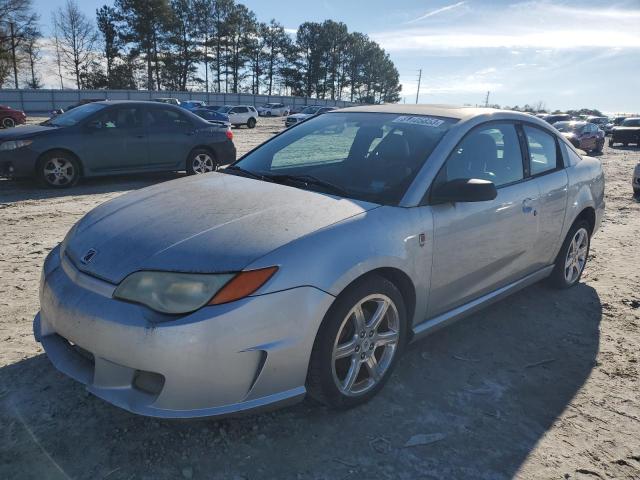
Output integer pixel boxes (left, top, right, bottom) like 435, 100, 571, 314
0, 116, 639, 480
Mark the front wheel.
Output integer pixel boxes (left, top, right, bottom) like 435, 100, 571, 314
1, 117, 16, 128
547, 220, 591, 289
306, 274, 407, 409
187, 149, 217, 175
37, 151, 80, 188
247, 117, 256, 129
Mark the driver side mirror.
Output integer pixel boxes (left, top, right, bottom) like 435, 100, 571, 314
431, 178, 498, 204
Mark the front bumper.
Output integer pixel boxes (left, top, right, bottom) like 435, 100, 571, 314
0, 147, 38, 178
34, 245, 334, 418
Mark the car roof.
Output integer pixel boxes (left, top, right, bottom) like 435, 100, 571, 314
335, 104, 514, 120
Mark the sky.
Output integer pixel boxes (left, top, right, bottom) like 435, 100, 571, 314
32, 0, 640, 114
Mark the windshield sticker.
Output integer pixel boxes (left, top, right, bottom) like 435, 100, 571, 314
392, 115, 445, 127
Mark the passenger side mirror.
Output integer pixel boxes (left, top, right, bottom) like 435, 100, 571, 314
431, 178, 498, 204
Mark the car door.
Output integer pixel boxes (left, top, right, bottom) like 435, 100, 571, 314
144, 106, 196, 169
427, 122, 540, 317
79, 105, 148, 172
522, 124, 569, 269
230, 107, 248, 125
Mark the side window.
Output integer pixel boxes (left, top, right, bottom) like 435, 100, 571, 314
441, 123, 524, 187
524, 125, 558, 176
236, 107, 248, 113
147, 108, 192, 129
92, 107, 142, 129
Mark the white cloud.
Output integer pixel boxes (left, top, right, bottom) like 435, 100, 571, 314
406, 1, 466, 24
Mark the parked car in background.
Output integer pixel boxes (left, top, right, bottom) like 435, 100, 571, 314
604, 116, 628, 135
0, 101, 235, 187
633, 163, 640, 197
202, 105, 223, 112
554, 121, 604, 153
181, 100, 207, 111
0, 105, 27, 128
218, 105, 259, 128
33, 105, 604, 419
193, 108, 231, 126
285, 106, 337, 127
609, 118, 640, 147
541, 113, 571, 124
585, 116, 608, 130
153, 98, 181, 106
257, 103, 290, 117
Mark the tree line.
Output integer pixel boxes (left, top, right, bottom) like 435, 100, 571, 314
0, 0, 402, 104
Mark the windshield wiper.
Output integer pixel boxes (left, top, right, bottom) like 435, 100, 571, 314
224, 165, 268, 180
264, 173, 350, 197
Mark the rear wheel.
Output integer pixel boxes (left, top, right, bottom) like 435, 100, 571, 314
1, 117, 16, 128
547, 220, 591, 289
608, 138, 614, 147
307, 274, 407, 409
187, 149, 217, 175
594, 139, 604, 153
37, 151, 80, 188
247, 117, 256, 129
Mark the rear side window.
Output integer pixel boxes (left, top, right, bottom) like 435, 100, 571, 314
441, 123, 524, 187
524, 125, 558, 176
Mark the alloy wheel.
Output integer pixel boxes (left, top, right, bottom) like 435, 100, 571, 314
564, 227, 588, 284
191, 153, 215, 174
331, 294, 400, 396
2, 117, 15, 128
43, 157, 75, 186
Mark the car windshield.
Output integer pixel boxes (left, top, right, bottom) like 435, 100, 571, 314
301, 106, 321, 114
44, 103, 107, 127
229, 112, 457, 205
554, 122, 582, 133
622, 118, 640, 127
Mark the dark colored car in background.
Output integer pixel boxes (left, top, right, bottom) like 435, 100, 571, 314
0, 101, 235, 188
604, 116, 627, 135
554, 121, 604, 153
541, 113, 571, 125
610, 118, 640, 147
193, 108, 231, 126
0, 105, 27, 128
51, 99, 105, 117
585, 116, 608, 130
182, 101, 207, 111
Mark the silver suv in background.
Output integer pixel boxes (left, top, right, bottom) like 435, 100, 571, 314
285, 106, 337, 127
258, 103, 290, 117
219, 105, 259, 128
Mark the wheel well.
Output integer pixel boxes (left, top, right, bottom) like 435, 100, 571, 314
575, 207, 596, 234
344, 268, 417, 326
36, 149, 84, 176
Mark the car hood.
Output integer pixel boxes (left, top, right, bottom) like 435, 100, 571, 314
0, 124, 57, 140
64, 173, 377, 284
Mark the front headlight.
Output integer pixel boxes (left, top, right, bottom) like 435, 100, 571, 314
113, 267, 278, 314
0, 139, 33, 151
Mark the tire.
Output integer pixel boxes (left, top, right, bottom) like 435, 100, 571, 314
547, 220, 591, 289
594, 139, 604, 153
1, 117, 16, 128
623, 142, 629, 147
186, 148, 217, 175
306, 274, 407, 409
247, 117, 256, 129
37, 151, 80, 188
608, 138, 614, 147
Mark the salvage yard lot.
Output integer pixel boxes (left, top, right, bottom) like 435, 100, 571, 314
0, 116, 639, 479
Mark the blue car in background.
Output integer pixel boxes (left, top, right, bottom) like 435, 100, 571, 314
182, 101, 207, 111
193, 108, 230, 125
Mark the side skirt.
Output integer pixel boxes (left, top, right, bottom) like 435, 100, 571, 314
411, 265, 554, 342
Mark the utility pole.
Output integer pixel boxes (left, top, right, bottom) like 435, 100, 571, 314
416, 69, 422, 104
484, 91, 490, 108
10, 21, 18, 89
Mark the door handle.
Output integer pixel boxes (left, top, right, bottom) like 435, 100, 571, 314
522, 198, 537, 216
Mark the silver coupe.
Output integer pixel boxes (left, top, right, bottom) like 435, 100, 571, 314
34, 105, 605, 418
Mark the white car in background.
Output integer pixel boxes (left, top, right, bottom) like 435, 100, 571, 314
285, 106, 337, 128
257, 103, 290, 117
219, 105, 259, 128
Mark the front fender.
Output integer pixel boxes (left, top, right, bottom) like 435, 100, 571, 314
246, 206, 433, 326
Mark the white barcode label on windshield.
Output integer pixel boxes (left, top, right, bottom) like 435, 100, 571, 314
392, 116, 445, 127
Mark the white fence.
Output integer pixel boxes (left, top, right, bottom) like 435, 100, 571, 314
0, 89, 355, 113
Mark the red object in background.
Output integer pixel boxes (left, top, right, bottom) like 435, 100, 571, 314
0, 105, 27, 128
